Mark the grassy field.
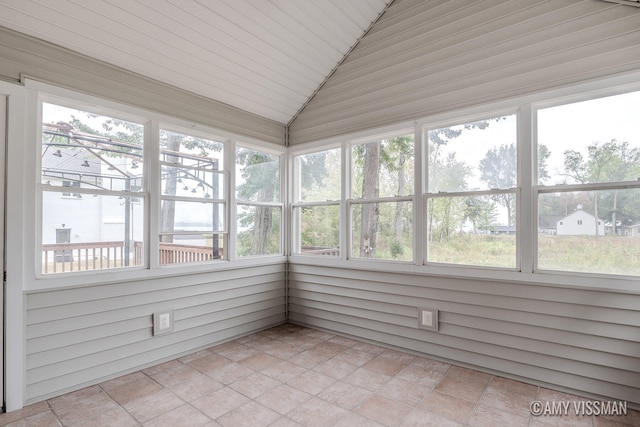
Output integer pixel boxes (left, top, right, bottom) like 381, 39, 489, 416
428, 234, 640, 276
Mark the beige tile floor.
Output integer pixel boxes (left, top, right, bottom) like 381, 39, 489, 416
1, 324, 638, 426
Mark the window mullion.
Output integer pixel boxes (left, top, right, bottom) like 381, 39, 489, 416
147, 118, 160, 269
519, 104, 534, 274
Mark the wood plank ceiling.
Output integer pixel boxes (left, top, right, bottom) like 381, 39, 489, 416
0, 0, 391, 124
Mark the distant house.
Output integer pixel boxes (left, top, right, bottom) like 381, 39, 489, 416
622, 223, 640, 237
556, 209, 605, 236
489, 225, 516, 235
538, 215, 564, 235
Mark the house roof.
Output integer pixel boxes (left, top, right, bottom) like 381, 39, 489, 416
0, 0, 391, 125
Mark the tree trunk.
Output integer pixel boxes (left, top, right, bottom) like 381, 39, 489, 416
160, 134, 181, 243
360, 143, 380, 257
251, 182, 275, 255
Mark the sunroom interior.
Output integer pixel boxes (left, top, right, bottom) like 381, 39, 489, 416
0, 0, 639, 422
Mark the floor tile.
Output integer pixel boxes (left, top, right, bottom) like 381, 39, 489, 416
286, 370, 336, 395
317, 381, 373, 410
186, 353, 233, 375
312, 357, 358, 379
434, 375, 487, 403
238, 352, 281, 371
142, 404, 211, 427
418, 390, 476, 424
4, 410, 62, 427
255, 384, 313, 415
100, 371, 163, 405
124, 388, 185, 423
354, 393, 414, 427
229, 372, 282, 399
401, 408, 464, 427
0, 401, 50, 425
343, 367, 392, 392
468, 403, 531, 427
287, 397, 349, 427
4, 325, 620, 427
378, 377, 430, 406
191, 387, 250, 420
216, 401, 280, 427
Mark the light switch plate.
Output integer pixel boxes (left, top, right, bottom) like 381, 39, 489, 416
153, 309, 174, 336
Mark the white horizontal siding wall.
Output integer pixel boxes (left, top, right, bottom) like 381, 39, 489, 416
0, 26, 284, 145
289, 0, 640, 144
25, 264, 286, 403
288, 264, 640, 405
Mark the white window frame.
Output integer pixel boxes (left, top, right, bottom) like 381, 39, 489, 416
37, 92, 150, 277
290, 143, 343, 258
234, 140, 285, 258
288, 72, 640, 292
347, 128, 416, 263
421, 109, 521, 271
25, 80, 284, 291
157, 124, 229, 266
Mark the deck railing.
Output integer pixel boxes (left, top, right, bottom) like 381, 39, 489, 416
300, 246, 340, 256
42, 241, 222, 273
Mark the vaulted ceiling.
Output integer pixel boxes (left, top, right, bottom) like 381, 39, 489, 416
0, 0, 392, 124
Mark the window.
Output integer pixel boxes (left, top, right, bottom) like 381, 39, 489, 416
40, 102, 145, 274
425, 115, 517, 268
235, 146, 282, 257
537, 90, 640, 276
350, 133, 414, 261
159, 129, 225, 265
292, 148, 341, 256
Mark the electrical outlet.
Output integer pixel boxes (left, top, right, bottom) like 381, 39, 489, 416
418, 308, 438, 331
153, 310, 174, 336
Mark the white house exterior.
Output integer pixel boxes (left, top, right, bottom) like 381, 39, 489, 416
556, 209, 605, 236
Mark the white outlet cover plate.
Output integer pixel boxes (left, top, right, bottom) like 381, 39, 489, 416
153, 309, 174, 336
418, 308, 438, 331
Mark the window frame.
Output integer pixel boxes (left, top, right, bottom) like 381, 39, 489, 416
288, 73, 640, 292
29, 81, 285, 290
234, 141, 285, 258
290, 144, 343, 258
157, 124, 229, 266
347, 129, 416, 263
421, 110, 521, 271
37, 94, 150, 276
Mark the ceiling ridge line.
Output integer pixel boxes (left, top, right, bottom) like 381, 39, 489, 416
286, 0, 396, 131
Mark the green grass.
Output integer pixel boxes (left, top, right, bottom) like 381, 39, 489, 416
538, 234, 640, 276
428, 234, 640, 276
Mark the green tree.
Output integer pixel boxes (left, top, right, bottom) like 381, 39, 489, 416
479, 143, 517, 227
563, 139, 640, 235
236, 148, 280, 255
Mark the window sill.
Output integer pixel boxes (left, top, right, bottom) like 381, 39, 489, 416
287, 255, 640, 295
25, 255, 287, 292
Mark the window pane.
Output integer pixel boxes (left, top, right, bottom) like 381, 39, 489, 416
426, 195, 516, 268
42, 103, 144, 192
538, 91, 640, 185
42, 192, 144, 274
236, 147, 280, 202
160, 201, 224, 233
295, 205, 340, 256
160, 130, 224, 170
427, 115, 517, 193
159, 233, 225, 264
351, 201, 412, 261
296, 148, 341, 202
538, 189, 640, 276
162, 166, 224, 199
352, 134, 414, 199
237, 205, 281, 256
